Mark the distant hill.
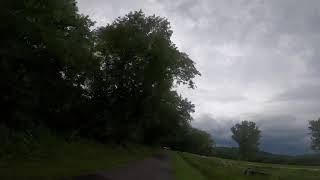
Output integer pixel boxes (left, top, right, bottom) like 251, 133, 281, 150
214, 146, 320, 166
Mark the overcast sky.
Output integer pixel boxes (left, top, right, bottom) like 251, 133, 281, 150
77, 0, 320, 155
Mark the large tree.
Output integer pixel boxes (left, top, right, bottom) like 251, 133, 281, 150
309, 118, 320, 151
90, 10, 200, 143
231, 121, 261, 159
0, 0, 95, 130
0, 0, 204, 150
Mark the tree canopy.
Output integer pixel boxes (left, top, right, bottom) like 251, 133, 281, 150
90, 10, 200, 143
231, 121, 261, 160
309, 118, 320, 151
1, 0, 95, 130
1, 1, 213, 155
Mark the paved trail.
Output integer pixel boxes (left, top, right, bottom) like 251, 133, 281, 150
73, 152, 173, 180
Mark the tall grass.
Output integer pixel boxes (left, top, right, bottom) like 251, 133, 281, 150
0, 126, 156, 179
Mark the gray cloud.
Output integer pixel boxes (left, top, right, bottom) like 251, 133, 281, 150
254, 114, 311, 155
77, 0, 320, 154
192, 114, 237, 147
276, 84, 320, 102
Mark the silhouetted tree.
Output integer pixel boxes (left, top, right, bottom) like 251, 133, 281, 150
91, 10, 200, 143
0, 0, 95, 131
231, 121, 261, 160
309, 118, 320, 151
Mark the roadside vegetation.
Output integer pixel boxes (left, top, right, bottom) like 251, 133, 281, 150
173, 151, 320, 180
0, 127, 156, 179
171, 151, 206, 180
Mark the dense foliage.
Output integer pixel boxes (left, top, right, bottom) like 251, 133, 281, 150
309, 118, 320, 151
0, 0, 214, 156
231, 121, 261, 160
168, 127, 215, 156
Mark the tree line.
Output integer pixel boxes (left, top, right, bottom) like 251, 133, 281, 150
1, 0, 214, 155
230, 119, 320, 160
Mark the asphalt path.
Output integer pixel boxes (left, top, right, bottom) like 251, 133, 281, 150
73, 151, 173, 180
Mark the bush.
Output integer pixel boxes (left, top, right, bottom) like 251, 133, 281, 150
0, 125, 62, 160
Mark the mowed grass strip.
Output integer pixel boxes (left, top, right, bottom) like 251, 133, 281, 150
170, 151, 207, 180
180, 152, 269, 180
177, 152, 320, 180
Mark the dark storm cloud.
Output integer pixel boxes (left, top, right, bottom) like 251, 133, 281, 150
255, 114, 311, 154
77, 0, 320, 154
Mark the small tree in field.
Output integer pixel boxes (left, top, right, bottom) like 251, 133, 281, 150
231, 121, 261, 160
309, 118, 320, 151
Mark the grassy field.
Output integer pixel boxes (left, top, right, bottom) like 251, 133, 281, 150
172, 151, 320, 180
171, 151, 207, 180
0, 141, 156, 180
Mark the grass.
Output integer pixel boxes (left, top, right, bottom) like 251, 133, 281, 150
170, 151, 207, 180
2, 129, 319, 180
0, 140, 156, 180
172, 151, 320, 180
